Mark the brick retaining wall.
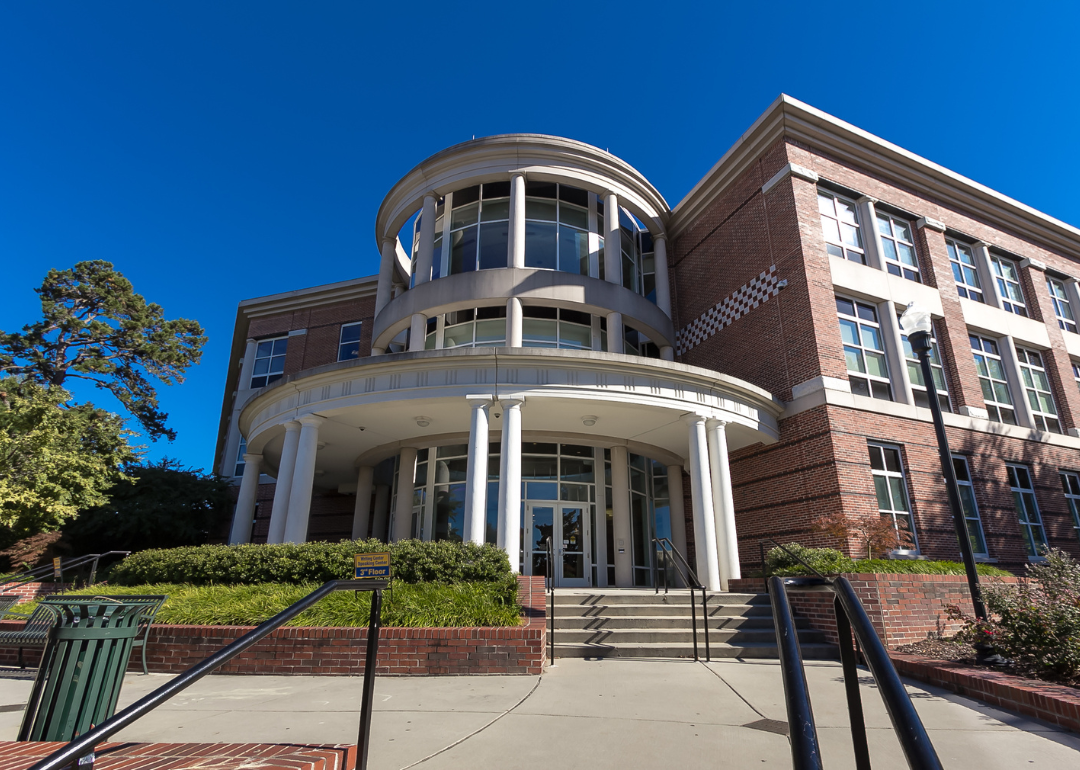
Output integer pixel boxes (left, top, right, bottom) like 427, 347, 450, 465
0, 741, 355, 770
731, 573, 1024, 647
1, 583, 70, 604
0, 576, 547, 676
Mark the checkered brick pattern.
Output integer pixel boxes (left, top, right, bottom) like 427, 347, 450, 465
676, 265, 782, 355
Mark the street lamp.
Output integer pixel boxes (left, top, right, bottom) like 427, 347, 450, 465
899, 301, 987, 621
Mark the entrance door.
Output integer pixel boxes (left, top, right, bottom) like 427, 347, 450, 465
524, 503, 591, 587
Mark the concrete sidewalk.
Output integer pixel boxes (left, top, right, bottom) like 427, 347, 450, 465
0, 658, 1077, 769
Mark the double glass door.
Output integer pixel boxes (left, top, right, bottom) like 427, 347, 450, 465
524, 503, 591, 587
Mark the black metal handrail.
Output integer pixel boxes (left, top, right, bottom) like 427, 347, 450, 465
0, 552, 130, 592
758, 538, 830, 590
544, 536, 555, 664
652, 538, 710, 662
26, 578, 389, 770
769, 575, 943, 770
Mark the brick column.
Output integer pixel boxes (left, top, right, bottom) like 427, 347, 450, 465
1019, 259, 1080, 434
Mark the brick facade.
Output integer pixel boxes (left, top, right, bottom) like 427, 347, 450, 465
0, 741, 356, 770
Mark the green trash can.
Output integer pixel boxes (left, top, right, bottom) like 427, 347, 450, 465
18, 597, 150, 742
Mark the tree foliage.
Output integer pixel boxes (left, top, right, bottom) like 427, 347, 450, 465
0, 377, 136, 543
0, 261, 206, 440
810, 511, 914, 559
64, 459, 231, 554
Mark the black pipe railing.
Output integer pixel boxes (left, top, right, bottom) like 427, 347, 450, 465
544, 536, 555, 664
769, 575, 943, 770
0, 552, 130, 592
652, 538, 710, 662
26, 578, 389, 770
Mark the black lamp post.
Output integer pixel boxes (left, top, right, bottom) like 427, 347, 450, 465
900, 302, 987, 621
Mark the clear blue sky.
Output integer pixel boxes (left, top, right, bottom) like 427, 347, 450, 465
1, 1, 1075, 472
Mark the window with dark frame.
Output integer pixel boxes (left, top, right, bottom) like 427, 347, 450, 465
818, 190, 865, 264
876, 212, 920, 282
250, 337, 288, 389
947, 239, 983, 302
338, 322, 362, 361
970, 335, 1016, 424
990, 255, 1027, 316
1007, 464, 1047, 558
953, 456, 988, 557
867, 443, 918, 552
837, 297, 892, 400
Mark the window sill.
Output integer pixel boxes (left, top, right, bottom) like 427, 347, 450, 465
885, 551, 924, 560
974, 556, 997, 563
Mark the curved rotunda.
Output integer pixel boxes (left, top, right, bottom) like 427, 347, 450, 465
227, 135, 781, 592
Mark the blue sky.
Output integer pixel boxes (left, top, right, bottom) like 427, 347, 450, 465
1, 1, 1076, 472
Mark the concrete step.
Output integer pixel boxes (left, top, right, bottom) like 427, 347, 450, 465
551, 641, 838, 660
552, 603, 774, 618
553, 615, 810, 630
552, 592, 767, 606
553, 628, 828, 645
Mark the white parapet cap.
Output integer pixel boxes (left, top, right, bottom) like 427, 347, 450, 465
916, 217, 946, 232
1020, 257, 1048, 271
761, 163, 819, 195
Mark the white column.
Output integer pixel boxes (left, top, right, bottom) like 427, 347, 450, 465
352, 465, 375, 540
392, 447, 418, 542
229, 453, 262, 544
508, 173, 526, 268
464, 397, 491, 545
685, 414, 721, 591
604, 192, 621, 286
283, 415, 324, 544
409, 313, 427, 352
972, 242, 1002, 310
667, 465, 688, 563
1001, 336, 1037, 429
374, 238, 397, 319
606, 312, 623, 353
856, 197, 885, 271
593, 449, 609, 588
660, 346, 674, 361
238, 338, 258, 392
497, 397, 524, 572
609, 445, 634, 587
372, 484, 391, 542
506, 297, 523, 347
414, 194, 437, 286
653, 234, 672, 317
706, 420, 741, 588
267, 421, 302, 544
881, 302, 914, 407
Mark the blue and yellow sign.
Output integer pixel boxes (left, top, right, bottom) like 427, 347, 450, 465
354, 552, 391, 579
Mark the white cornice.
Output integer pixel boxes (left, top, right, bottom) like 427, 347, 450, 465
239, 275, 378, 318
669, 95, 1080, 261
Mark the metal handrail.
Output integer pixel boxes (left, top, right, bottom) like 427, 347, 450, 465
0, 552, 130, 592
26, 578, 389, 770
544, 536, 555, 664
652, 538, 710, 662
769, 575, 943, 770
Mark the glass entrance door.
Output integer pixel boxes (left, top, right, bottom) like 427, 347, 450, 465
524, 503, 591, 587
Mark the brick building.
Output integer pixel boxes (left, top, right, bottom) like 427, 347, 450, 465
216, 95, 1080, 587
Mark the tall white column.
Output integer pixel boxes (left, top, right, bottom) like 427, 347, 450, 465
497, 397, 524, 572
685, 415, 721, 591
604, 192, 621, 286
352, 465, 375, 540
856, 196, 885, 272
606, 312, 624, 353
660, 346, 674, 361
414, 194, 437, 286
238, 338, 258, 392
374, 238, 397, 319
653, 234, 672, 317
609, 445, 634, 587
392, 447, 418, 542
594, 448, 609, 588
372, 484, 391, 541
506, 297, 523, 347
267, 421, 302, 544
409, 313, 427, 352
706, 420, 741, 588
464, 397, 491, 545
666, 465, 688, 587
283, 415, 324, 544
229, 453, 262, 545
508, 173, 526, 268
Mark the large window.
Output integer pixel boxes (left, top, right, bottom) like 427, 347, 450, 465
1016, 348, 1062, 433
900, 320, 950, 411
1007, 464, 1047, 558
990, 255, 1027, 316
234, 437, 247, 478
947, 239, 983, 302
448, 183, 510, 275
338, 323, 362, 361
971, 335, 1016, 424
620, 209, 643, 294
953, 456, 987, 557
876, 212, 920, 281
1047, 277, 1077, 333
868, 443, 917, 552
1073, 361, 1080, 393
1060, 471, 1080, 544
427, 307, 507, 349
818, 190, 865, 263
524, 182, 590, 276
837, 297, 892, 400
250, 337, 287, 389
522, 307, 593, 350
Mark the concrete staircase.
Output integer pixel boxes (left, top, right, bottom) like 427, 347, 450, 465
550, 589, 835, 659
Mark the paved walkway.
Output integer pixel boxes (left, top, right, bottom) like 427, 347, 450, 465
1, 658, 1078, 768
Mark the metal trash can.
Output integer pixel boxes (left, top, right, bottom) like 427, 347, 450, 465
18, 597, 150, 742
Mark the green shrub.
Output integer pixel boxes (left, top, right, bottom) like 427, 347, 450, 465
9, 580, 522, 628
107, 539, 513, 587
765, 543, 1012, 577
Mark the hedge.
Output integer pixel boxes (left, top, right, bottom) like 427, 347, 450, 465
764, 544, 1013, 577
108, 539, 514, 587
